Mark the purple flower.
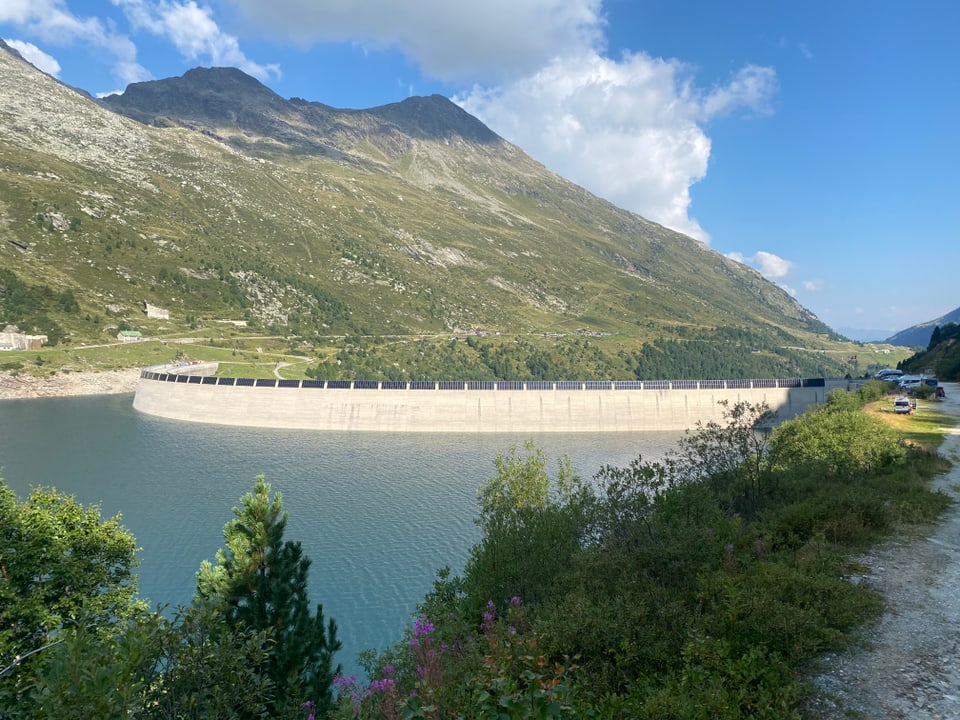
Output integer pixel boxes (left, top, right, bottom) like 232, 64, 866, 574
367, 677, 396, 695
510, 596, 522, 607
414, 616, 435, 637
333, 674, 357, 690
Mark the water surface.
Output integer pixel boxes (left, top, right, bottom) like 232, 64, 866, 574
0, 393, 681, 675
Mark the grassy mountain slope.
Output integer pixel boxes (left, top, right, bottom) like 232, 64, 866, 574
1, 44, 856, 379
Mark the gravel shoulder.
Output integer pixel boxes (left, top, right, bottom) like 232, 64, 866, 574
805, 382, 960, 719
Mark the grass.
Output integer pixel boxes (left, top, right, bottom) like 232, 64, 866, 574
0, 338, 309, 378
864, 395, 951, 450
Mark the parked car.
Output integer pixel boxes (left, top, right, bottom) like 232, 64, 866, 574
898, 375, 923, 389
936, 387, 946, 398
893, 396, 912, 414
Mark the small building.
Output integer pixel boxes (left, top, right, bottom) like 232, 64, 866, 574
0, 325, 47, 350
118, 330, 144, 343
144, 302, 170, 320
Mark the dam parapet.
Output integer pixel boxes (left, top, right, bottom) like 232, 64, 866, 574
134, 367, 839, 432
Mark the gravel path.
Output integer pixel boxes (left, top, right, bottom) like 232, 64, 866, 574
805, 382, 960, 719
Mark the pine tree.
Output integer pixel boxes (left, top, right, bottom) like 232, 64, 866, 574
196, 476, 341, 717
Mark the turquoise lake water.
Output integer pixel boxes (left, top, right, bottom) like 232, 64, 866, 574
0, 392, 682, 676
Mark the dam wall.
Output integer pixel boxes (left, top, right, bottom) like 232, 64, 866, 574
133, 367, 837, 432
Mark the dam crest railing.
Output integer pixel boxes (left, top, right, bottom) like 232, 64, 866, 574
140, 369, 826, 392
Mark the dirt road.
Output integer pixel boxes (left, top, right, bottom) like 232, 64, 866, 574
805, 383, 960, 719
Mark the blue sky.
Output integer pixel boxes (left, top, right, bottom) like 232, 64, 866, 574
2, 1, 957, 338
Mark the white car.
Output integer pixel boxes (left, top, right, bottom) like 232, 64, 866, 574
893, 396, 912, 413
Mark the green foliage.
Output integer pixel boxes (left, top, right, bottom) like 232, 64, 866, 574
196, 475, 342, 718
464, 443, 589, 614
0, 479, 142, 715
769, 404, 906, 482
0, 269, 67, 345
355, 398, 950, 718
26, 618, 158, 720
24, 602, 276, 720
332, 599, 578, 720
901, 322, 960, 380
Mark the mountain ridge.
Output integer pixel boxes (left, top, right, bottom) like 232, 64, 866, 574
885, 305, 960, 348
0, 46, 853, 379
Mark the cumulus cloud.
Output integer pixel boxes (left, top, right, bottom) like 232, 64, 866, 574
753, 251, 793, 279
0, 0, 150, 88
457, 52, 776, 241
222, 0, 604, 83
112, 0, 280, 82
803, 279, 823, 291
726, 250, 794, 280
5, 39, 61, 76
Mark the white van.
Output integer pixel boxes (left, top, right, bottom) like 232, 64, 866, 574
898, 375, 922, 389
893, 396, 912, 414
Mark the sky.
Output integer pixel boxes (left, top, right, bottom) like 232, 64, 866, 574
2, 1, 957, 338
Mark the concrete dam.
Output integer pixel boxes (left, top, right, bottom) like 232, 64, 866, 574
133, 364, 836, 432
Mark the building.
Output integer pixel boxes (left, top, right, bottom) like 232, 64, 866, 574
143, 302, 170, 320
118, 330, 144, 343
0, 325, 47, 350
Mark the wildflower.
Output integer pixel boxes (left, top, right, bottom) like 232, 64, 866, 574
414, 616, 435, 637
301, 699, 315, 720
510, 596, 522, 607
482, 599, 496, 630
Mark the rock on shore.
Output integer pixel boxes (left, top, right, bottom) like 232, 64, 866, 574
0, 369, 141, 400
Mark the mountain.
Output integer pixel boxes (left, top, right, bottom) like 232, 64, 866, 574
836, 327, 897, 343
899, 320, 960, 381
0, 46, 850, 379
884, 305, 960, 348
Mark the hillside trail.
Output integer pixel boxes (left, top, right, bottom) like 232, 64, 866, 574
804, 382, 960, 719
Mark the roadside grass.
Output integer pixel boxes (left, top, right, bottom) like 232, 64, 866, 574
0, 338, 311, 379
864, 396, 950, 450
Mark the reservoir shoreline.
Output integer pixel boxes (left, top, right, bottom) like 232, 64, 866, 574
0, 368, 141, 399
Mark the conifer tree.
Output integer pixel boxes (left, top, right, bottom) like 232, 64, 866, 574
196, 476, 340, 717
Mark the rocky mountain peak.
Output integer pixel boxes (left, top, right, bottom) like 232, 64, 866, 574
367, 94, 499, 144
101, 66, 289, 129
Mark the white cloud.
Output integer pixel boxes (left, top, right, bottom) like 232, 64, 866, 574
725, 250, 794, 280
753, 251, 792, 279
457, 52, 776, 241
0, 0, 150, 88
700, 65, 777, 119
5, 39, 61, 76
112, 0, 280, 82
223, 0, 604, 83
803, 279, 823, 291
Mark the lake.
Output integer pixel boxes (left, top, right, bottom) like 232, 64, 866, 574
0, 392, 682, 676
